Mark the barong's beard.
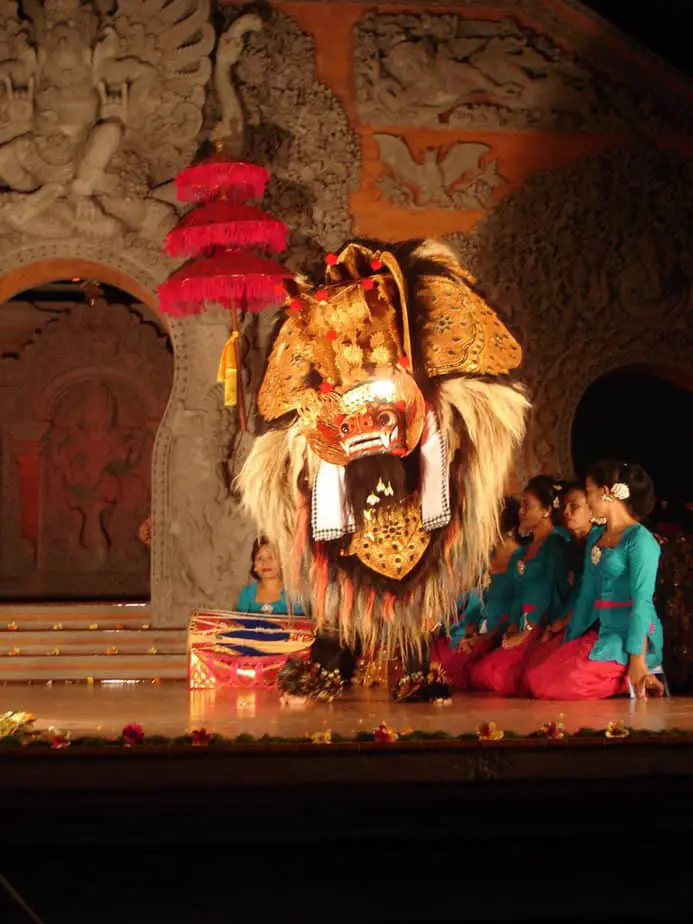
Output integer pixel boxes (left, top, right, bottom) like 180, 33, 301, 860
342, 453, 411, 531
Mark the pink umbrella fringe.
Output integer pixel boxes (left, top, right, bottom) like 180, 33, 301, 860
165, 220, 287, 257
159, 274, 289, 316
176, 162, 269, 203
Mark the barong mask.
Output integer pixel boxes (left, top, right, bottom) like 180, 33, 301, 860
241, 241, 529, 656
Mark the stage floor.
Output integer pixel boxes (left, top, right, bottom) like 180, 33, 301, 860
2, 680, 692, 737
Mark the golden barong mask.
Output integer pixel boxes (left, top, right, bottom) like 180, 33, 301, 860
259, 244, 426, 467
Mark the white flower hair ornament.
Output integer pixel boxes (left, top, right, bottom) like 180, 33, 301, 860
610, 482, 631, 502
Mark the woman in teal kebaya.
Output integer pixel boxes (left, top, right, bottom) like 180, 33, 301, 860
236, 538, 304, 615
526, 460, 665, 701
432, 499, 520, 689
469, 477, 571, 696
518, 482, 599, 682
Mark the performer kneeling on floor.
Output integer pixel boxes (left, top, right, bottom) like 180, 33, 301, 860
524, 460, 665, 701
431, 498, 520, 690
468, 476, 571, 696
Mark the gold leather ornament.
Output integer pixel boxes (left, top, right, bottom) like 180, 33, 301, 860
343, 493, 431, 579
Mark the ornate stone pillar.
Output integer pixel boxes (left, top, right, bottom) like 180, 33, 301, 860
150, 308, 263, 627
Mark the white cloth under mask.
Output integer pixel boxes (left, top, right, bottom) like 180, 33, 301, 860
311, 406, 451, 541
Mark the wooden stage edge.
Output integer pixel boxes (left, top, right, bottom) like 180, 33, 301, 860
2, 734, 693, 789
3, 739, 693, 851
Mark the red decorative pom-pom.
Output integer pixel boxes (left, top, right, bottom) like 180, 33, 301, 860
325, 253, 338, 266
370, 258, 383, 271
192, 728, 213, 747
325, 329, 338, 341
319, 381, 334, 394
122, 723, 144, 746
399, 355, 410, 368
362, 278, 375, 291
288, 298, 302, 313
315, 288, 329, 303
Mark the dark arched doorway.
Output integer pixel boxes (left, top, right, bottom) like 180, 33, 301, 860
0, 277, 173, 601
572, 365, 693, 529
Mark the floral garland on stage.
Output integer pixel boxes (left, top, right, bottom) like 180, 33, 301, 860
1, 711, 692, 751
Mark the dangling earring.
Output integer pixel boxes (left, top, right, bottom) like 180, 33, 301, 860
602, 493, 613, 504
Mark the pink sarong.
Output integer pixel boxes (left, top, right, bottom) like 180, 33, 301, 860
468, 631, 537, 696
515, 629, 565, 696
524, 629, 628, 700
431, 633, 498, 691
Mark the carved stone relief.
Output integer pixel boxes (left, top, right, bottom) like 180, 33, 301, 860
354, 11, 689, 132
374, 135, 504, 209
0, 0, 215, 243
0, 297, 172, 599
444, 145, 693, 478
227, 7, 360, 275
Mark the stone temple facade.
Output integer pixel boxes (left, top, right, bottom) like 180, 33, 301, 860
0, 0, 691, 626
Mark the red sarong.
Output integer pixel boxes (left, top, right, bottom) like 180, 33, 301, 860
524, 629, 628, 700
431, 633, 499, 691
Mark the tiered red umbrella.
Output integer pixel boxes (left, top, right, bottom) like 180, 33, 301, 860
158, 154, 293, 430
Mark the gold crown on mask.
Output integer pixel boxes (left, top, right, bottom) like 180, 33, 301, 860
258, 242, 521, 461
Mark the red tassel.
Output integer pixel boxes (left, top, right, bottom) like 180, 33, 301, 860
362, 278, 375, 291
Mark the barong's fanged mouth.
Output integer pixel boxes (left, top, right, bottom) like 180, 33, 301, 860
342, 422, 406, 460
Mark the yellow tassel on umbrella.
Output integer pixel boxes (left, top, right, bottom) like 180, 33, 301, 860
217, 331, 240, 407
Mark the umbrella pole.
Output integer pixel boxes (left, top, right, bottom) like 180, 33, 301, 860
230, 303, 247, 433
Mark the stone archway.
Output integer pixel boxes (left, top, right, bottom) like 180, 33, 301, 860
528, 330, 693, 478
0, 247, 233, 622
0, 263, 174, 602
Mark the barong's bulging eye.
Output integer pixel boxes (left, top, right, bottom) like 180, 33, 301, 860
377, 410, 396, 428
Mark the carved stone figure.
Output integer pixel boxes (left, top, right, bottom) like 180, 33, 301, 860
42, 378, 149, 574
229, 6, 360, 273
0, 0, 214, 241
212, 12, 263, 155
355, 12, 662, 130
374, 134, 504, 209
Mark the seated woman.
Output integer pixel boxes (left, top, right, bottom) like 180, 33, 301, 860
525, 460, 665, 701
468, 476, 570, 696
431, 499, 520, 690
519, 482, 598, 676
237, 537, 304, 615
